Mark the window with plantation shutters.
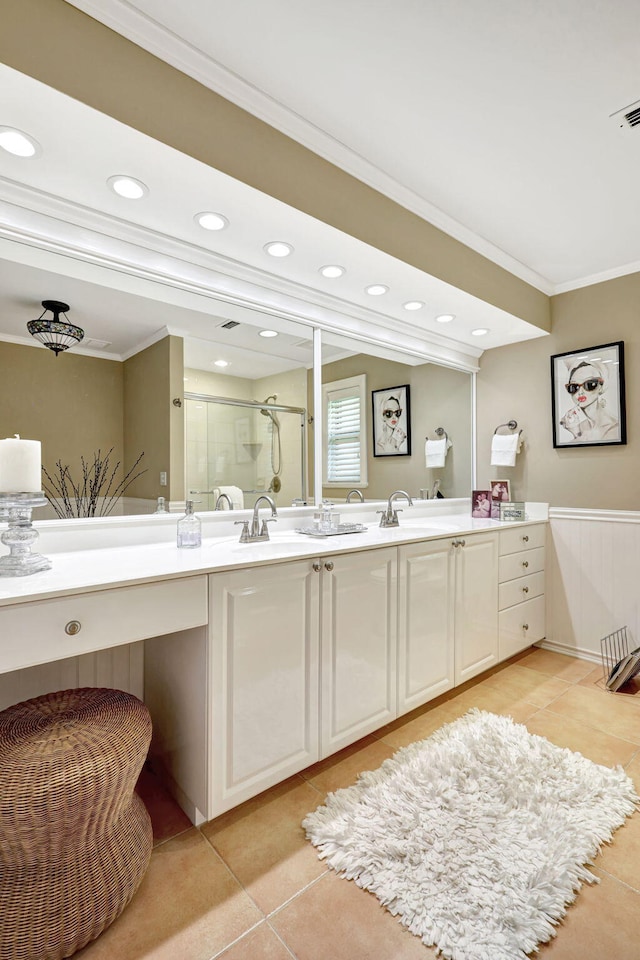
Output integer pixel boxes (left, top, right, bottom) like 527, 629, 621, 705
323, 375, 367, 486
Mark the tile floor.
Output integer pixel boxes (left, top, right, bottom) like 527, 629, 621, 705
76, 648, 640, 960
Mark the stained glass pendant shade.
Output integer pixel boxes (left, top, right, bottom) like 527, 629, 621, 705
27, 300, 84, 356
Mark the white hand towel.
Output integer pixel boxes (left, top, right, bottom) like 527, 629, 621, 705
217, 485, 244, 509
425, 438, 451, 468
490, 433, 521, 467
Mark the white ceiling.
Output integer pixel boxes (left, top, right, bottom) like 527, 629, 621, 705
10, 0, 637, 373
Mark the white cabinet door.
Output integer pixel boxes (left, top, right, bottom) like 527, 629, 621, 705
320, 547, 397, 757
397, 539, 455, 715
209, 559, 320, 816
454, 532, 499, 685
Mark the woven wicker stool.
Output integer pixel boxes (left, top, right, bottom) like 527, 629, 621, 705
0, 687, 153, 960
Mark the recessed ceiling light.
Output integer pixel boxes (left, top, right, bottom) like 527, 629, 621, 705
214, 359, 229, 367
259, 329, 278, 338
264, 241, 293, 258
319, 265, 345, 279
0, 126, 40, 157
365, 284, 388, 296
107, 175, 148, 199
471, 328, 490, 336
195, 211, 228, 231
403, 301, 424, 311
435, 314, 455, 323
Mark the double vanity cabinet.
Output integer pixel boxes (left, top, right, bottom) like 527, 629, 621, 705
0, 510, 547, 824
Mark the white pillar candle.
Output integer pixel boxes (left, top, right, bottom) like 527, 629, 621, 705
0, 435, 42, 493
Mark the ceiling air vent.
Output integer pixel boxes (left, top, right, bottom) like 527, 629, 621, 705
220, 320, 240, 329
82, 338, 112, 349
610, 99, 640, 133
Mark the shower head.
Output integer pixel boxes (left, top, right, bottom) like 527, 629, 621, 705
260, 394, 278, 418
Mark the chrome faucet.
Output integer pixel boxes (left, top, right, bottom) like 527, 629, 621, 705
214, 493, 233, 511
377, 490, 413, 528
345, 489, 364, 503
235, 495, 278, 542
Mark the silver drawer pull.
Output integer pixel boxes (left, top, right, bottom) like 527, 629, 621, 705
522, 535, 529, 542
522, 586, 529, 593
522, 560, 529, 568
324, 561, 334, 572
312, 561, 321, 572
65, 620, 82, 636
523, 623, 529, 631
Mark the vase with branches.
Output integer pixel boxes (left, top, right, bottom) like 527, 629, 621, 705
42, 449, 147, 519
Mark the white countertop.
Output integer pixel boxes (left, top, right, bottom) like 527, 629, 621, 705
0, 501, 548, 607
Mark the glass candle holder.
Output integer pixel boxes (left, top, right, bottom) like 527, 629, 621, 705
0, 493, 52, 576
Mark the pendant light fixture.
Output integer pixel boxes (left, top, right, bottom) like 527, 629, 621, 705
27, 300, 85, 356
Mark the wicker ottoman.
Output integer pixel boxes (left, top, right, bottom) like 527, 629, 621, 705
0, 688, 153, 960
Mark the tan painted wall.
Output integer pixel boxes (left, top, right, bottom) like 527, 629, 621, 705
123, 335, 184, 501
0, 340, 123, 499
2, 0, 550, 332
476, 273, 640, 509
321, 354, 472, 501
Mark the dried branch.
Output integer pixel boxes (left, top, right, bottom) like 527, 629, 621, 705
42, 450, 147, 518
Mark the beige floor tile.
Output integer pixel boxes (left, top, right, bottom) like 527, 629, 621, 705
518, 648, 596, 683
545, 685, 640, 745
480, 662, 571, 707
624, 753, 640, 791
202, 776, 328, 915
270, 871, 436, 960
597, 807, 640, 892
300, 737, 395, 796
378, 699, 465, 750
217, 921, 295, 959
578, 667, 640, 699
75, 828, 263, 960
135, 765, 192, 846
524, 709, 638, 768
444, 681, 542, 723
537, 868, 640, 958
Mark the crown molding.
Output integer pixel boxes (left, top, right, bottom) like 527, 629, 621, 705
552, 258, 640, 296
63, 0, 553, 296
0, 184, 483, 371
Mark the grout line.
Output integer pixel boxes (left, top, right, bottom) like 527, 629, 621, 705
208, 918, 267, 959
597, 867, 640, 896
266, 870, 329, 920
267, 919, 301, 959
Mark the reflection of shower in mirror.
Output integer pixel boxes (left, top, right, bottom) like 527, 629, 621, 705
260, 394, 282, 490
184, 394, 307, 510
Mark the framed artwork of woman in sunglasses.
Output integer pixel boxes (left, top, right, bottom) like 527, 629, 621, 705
372, 384, 411, 456
550, 341, 626, 448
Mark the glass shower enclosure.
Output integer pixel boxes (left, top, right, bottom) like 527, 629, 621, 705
184, 394, 308, 511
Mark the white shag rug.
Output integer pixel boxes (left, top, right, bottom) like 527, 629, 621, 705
303, 709, 638, 960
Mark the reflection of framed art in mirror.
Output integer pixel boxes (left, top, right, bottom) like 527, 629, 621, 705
372, 384, 411, 457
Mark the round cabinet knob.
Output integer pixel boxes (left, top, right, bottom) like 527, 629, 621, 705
522, 560, 529, 568
459, 539, 466, 547
452, 539, 459, 548
312, 561, 321, 572
523, 623, 529, 631
522, 535, 529, 542
65, 620, 82, 636
324, 561, 334, 571
522, 586, 529, 594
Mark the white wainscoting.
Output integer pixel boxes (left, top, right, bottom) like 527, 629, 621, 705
0, 642, 144, 712
545, 508, 640, 665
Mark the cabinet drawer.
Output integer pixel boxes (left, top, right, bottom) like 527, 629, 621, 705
499, 595, 545, 660
499, 571, 544, 610
500, 524, 546, 556
0, 576, 208, 674
499, 546, 545, 583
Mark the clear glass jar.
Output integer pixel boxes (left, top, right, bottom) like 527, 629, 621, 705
177, 500, 202, 548
313, 500, 340, 534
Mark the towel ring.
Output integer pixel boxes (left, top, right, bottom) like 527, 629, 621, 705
425, 427, 448, 442
493, 420, 518, 435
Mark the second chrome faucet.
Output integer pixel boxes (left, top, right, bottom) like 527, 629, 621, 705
235, 495, 278, 542
377, 490, 413, 528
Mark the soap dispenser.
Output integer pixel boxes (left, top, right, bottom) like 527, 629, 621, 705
177, 500, 202, 548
